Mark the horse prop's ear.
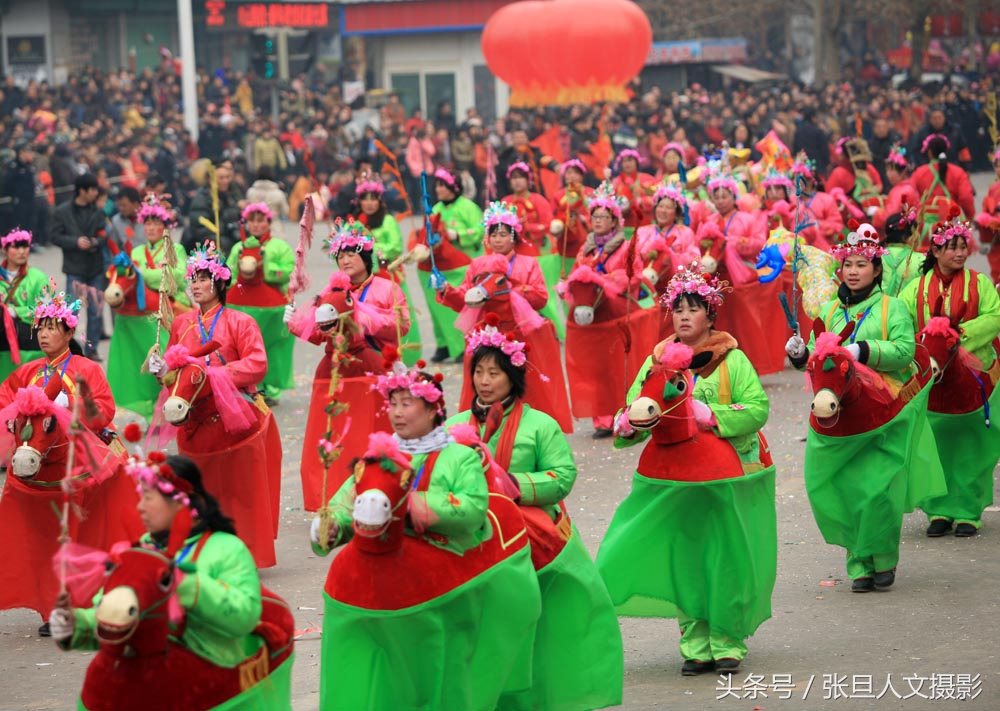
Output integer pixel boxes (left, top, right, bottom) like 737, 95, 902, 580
166, 507, 194, 559
811, 317, 825, 341
189, 340, 222, 359
932, 295, 944, 317
44, 376, 63, 402
953, 303, 967, 326
838, 320, 855, 343
690, 351, 713, 370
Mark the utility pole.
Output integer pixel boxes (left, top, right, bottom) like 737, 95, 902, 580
177, 0, 199, 141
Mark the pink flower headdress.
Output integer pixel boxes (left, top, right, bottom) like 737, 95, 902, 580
886, 143, 909, 170
932, 204, 973, 247
434, 168, 459, 191
614, 149, 642, 170
241, 201, 273, 222
32, 287, 81, 329
761, 169, 794, 194
121, 423, 196, 511
559, 159, 586, 177
831, 220, 889, 261
137, 194, 177, 226
373, 347, 445, 410
355, 171, 385, 196
483, 201, 523, 235
660, 261, 732, 314
324, 218, 374, 257
505, 161, 532, 184
790, 152, 816, 179
921, 132, 951, 155
660, 142, 686, 159
464, 316, 528, 366
585, 181, 627, 221
707, 173, 740, 196
1, 228, 32, 249
652, 184, 687, 210
185, 243, 232, 282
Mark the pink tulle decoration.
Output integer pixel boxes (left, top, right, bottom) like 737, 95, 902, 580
659, 341, 694, 370
407, 493, 440, 534
52, 542, 112, 608
167, 571, 187, 626
723, 241, 758, 285
204, 366, 255, 434
924, 316, 957, 338
812, 331, 844, 361
363, 431, 412, 472
328, 271, 352, 291
289, 196, 315, 296
163, 344, 194, 372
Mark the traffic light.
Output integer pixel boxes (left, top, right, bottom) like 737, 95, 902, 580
251, 34, 277, 79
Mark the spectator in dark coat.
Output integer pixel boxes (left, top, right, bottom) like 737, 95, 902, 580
1, 141, 38, 236
909, 106, 969, 170
792, 107, 829, 176
184, 162, 243, 254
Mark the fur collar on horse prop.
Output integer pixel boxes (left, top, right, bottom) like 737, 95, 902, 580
65, 509, 294, 711
105, 238, 161, 316
0, 378, 140, 617
621, 342, 745, 482
806, 318, 930, 436
919, 310, 1000, 417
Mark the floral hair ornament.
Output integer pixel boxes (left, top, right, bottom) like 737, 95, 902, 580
355, 171, 385, 197
137, 194, 177, 227
1, 228, 32, 249
706, 172, 741, 197
464, 313, 550, 381
559, 159, 587, 177
373, 346, 445, 410
921, 132, 951, 155
483, 201, 523, 235
790, 152, 817, 180
614, 149, 642, 170
897, 202, 919, 229
240, 201, 273, 222
661, 261, 732, 314
505, 161, 532, 184
886, 143, 909, 169
324, 217, 374, 257
652, 184, 687, 210
185, 242, 232, 282
660, 142, 686, 159
831, 220, 889, 261
434, 168, 459, 191
931, 204, 973, 247
120, 423, 196, 513
586, 181, 627, 221
32, 287, 81, 329
761, 169, 794, 194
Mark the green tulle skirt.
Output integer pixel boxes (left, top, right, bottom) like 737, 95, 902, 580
418, 267, 467, 359
228, 305, 295, 400
107, 313, 165, 419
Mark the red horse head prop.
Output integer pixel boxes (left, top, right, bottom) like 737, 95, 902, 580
454, 254, 545, 335
918, 310, 994, 416
104, 239, 160, 314
4, 378, 70, 480
410, 213, 472, 272
160, 341, 255, 435
640, 234, 676, 292
558, 262, 627, 326
348, 432, 418, 555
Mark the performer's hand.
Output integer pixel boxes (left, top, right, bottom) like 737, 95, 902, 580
613, 411, 636, 439
785, 334, 807, 359
980, 241, 992, 255
845, 343, 861, 360
691, 399, 718, 430
147, 353, 166, 376
310, 516, 338, 547
429, 272, 448, 292
6, 305, 15, 318
446, 228, 459, 242
54, 391, 69, 409
283, 303, 296, 325
49, 594, 75, 642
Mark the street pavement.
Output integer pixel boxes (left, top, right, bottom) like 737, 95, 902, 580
2, 177, 999, 709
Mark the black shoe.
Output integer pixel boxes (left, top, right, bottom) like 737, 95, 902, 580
955, 523, 978, 537
873, 569, 896, 589
715, 658, 742, 674
85, 352, 103, 363
100, 331, 111, 341
430, 347, 450, 364
452, 355, 465, 365
591, 428, 614, 439
38, 622, 51, 637
926, 518, 953, 537
681, 659, 715, 676
852, 577, 875, 592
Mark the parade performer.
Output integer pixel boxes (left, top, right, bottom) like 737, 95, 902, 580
912, 134, 976, 244
874, 144, 920, 231
976, 149, 1000, 284
697, 173, 788, 375
352, 172, 422, 364
437, 202, 571, 431
311, 356, 541, 711
881, 209, 924, 297
288, 219, 407, 509
149, 244, 281, 568
612, 149, 656, 234
446, 323, 624, 709
0, 289, 115, 434
432, 167, 485, 258
561, 182, 659, 438
791, 154, 843, 251
104, 197, 188, 419
899, 213, 1000, 537
598, 264, 776, 676
826, 137, 884, 220
225, 202, 295, 404
50, 452, 294, 710
788, 223, 942, 590
549, 159, 594, 273
0, 228, 48, 381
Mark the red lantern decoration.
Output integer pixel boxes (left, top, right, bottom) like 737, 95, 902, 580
482, 0, 652, 107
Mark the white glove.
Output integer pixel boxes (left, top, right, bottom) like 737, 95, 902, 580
147, 353, 166, 376
429, 272, 448, 291
54, 391, 69, 409
446, 228, 459, 242
866, 205, 879, 217
785, 335, 806, 359
691, 398, 718, 429
283, 303, 296, 325
6, 305, 15, 318
845, 343, 861, 360
309, 516, 338, 546
980, 242, 992, 255
49, 607, 75, 642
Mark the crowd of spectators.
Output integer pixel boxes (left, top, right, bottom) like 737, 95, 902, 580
2, 57, 1000, 249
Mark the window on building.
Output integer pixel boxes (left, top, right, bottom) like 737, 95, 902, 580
390, 72, 420, 118
472, 64, 496, 123
425, 72, 455, 123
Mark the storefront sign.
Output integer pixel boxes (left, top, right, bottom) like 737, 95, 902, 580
645, 38, 747, 66
203, 1, 330, 30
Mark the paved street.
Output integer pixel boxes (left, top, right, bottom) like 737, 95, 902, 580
2, 180, 999, 709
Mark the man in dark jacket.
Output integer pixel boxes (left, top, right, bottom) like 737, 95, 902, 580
869, 117, 902, 186
909, 105, 969, 169
184, 161, 244, 254
50, 173, 106, 360
792, 107, 830, 177
1, 140, 37, 236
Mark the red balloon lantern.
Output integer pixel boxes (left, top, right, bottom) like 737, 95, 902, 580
482, 0, 652, 106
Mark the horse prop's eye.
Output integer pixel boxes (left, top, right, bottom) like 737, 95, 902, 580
190, 369, 205, 385
42, 416, 56, 434
5, 419, 14, 435
675, 378, 687, 393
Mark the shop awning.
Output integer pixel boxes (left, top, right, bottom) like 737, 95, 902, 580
711, 65, 786, 83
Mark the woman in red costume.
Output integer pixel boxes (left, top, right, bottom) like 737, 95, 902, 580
147, 244, 280, 568
789, 155, 843, 251
500, 161, 553, 255
826, 137, 884, 204
437, 201, 572, 433
612, 149, 656, 234
549, 159, 594, 273
975, 148, 1000, 284
875, 144, 920, 231
912, 134, 976, 246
